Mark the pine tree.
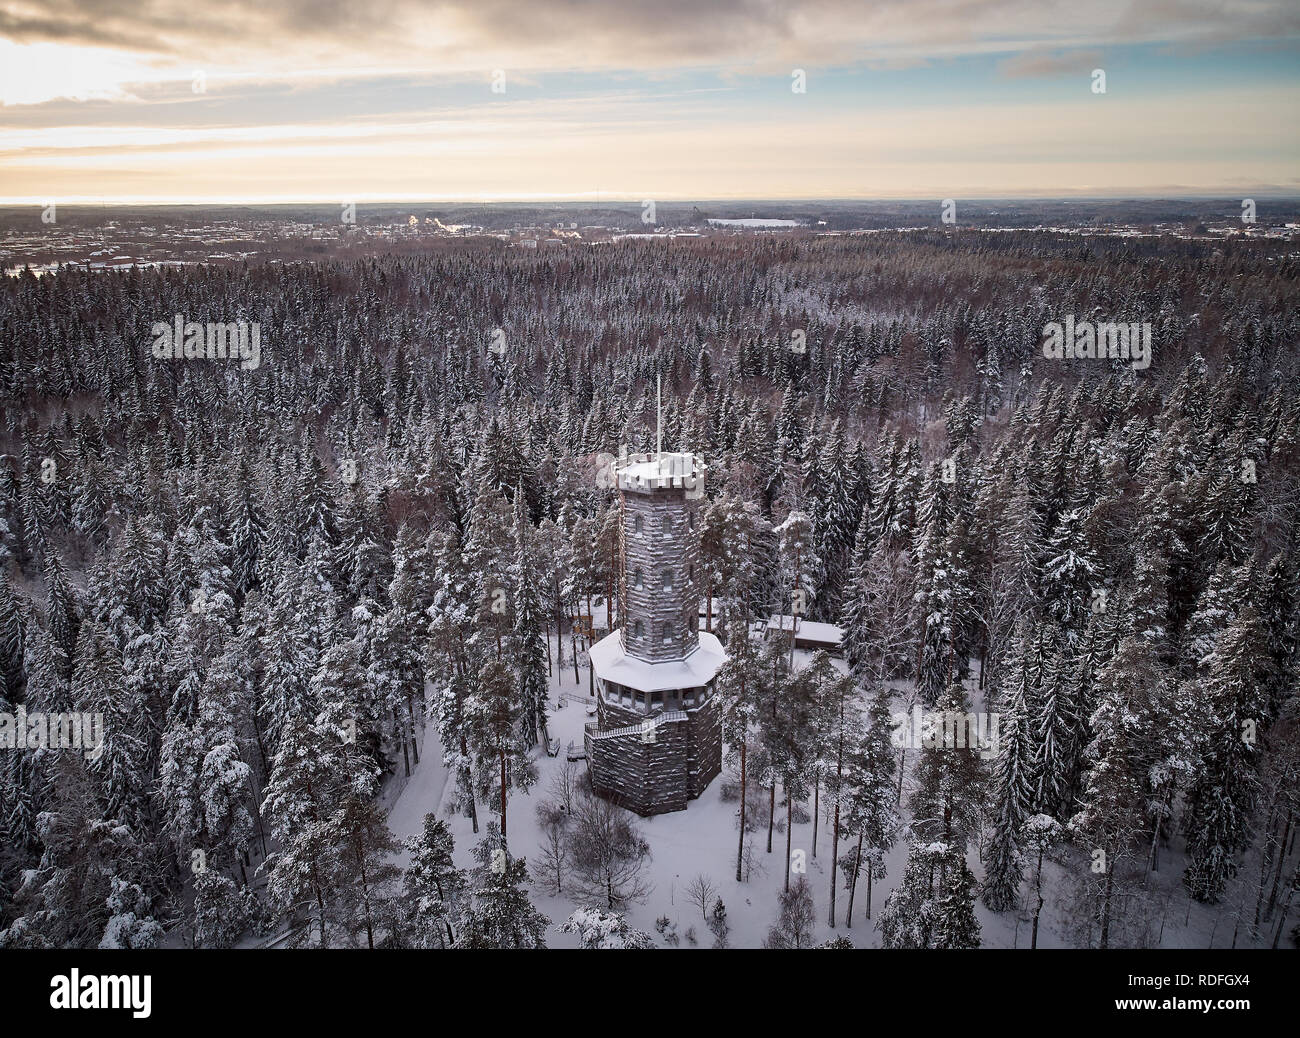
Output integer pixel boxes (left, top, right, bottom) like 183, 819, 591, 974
840, 515, 914, 684
560, 907, 655, 949
403, 815, 466, 948
878, 841, 946, 948
510, 486, 550, 749
260, 673, 379, 947
839, 684, 901, 926
1020, 814, 1063, 949
774, 509, 818, 666
982, 667, 1035, 911
1182, 604, 1270, 902
1039, 507, 1098, 641
909, 682, 986, 850
0, 571, 25, 703
1069, 636, 1157, 948
933, 844, 981, 948
716, 619, 766, 882
455, 850, 548, 949
769, 664, 817, 891
427, 525, 480, 832
838, 505, 877, 679
811, 423, 856, 619
464, 658, 535, 844
366, 541, 425, 778
1032, 641, 1080, 820
818, 664, 862, 926
193, 870, 249, 949
327, 794, 403, 949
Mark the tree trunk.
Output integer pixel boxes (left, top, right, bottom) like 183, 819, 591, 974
784, 792, 792, 892
812, 780, 820, 858
789, 549, 799, 671
395, 705, 411, 778
461, 734, 478, 833
828, 713, 844, 926
313, 863, 328, 950
736, 742, 747, 882
845, 833, 863, 927
1099, 851, 1115, 950
434, 876, 454, 947
828, 796, 840, 927
570, 614, 579, 685
406, 694, 421, 765
1271, 864, 1295, 949
1267, 810, 1293, 918
499, 748, 508, 841
359, 855, 375, 950
1255, 810, 1279, 932
248, 770, 268, 859
767, 782, 776, 853
1031, 847, 1044, 950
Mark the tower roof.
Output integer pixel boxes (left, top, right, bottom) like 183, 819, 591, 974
617, 451, 706, 498
590, 628, 725, 692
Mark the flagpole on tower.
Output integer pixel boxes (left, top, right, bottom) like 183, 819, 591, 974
656, 372, 663, 461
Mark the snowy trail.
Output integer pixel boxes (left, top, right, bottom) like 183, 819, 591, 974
385, 721, 450, 866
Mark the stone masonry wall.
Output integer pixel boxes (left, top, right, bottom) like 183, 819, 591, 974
587, 715, 689, 815
684, 692, 723, 797
619, 487, 702, 663
588, 686, 720, 815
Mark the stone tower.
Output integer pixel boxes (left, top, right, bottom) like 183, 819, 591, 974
585, 451, 726, 815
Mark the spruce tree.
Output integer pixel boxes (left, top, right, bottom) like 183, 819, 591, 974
404, 815, 466, 948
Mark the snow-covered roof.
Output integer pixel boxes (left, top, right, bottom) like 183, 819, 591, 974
765, 615, 844, 646
616, 451, 706, 499
590, 629, 726, 692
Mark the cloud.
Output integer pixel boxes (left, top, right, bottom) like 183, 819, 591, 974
997, 49, 1105, 79
1, 1, 1295, 200
1, 0, 1296, 79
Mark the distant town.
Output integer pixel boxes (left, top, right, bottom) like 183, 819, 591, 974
3, 198, 1297, 276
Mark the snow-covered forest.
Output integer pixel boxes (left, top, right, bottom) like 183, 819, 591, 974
0, 229, 1297, 949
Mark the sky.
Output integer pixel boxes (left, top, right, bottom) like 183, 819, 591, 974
0, 0, 1297, 204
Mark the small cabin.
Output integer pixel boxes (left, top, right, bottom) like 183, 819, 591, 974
764, 615, 845, 655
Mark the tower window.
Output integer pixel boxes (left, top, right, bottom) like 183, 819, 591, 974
660, 514, 673, 535
661, 623, 672, 645
634, 568, 644, 590
634, 515, 643, 534
661, 569, 674, 591
634, 620, 644, 638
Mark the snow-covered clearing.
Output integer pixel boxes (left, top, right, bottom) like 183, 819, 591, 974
384, 634, 1270, 949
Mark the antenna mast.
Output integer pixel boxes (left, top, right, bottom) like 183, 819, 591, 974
656, 373, 663, 460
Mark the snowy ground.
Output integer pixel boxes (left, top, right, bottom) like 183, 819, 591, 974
383, 631, 1284, 949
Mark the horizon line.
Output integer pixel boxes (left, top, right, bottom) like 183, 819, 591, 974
3, 191, 1299, 209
